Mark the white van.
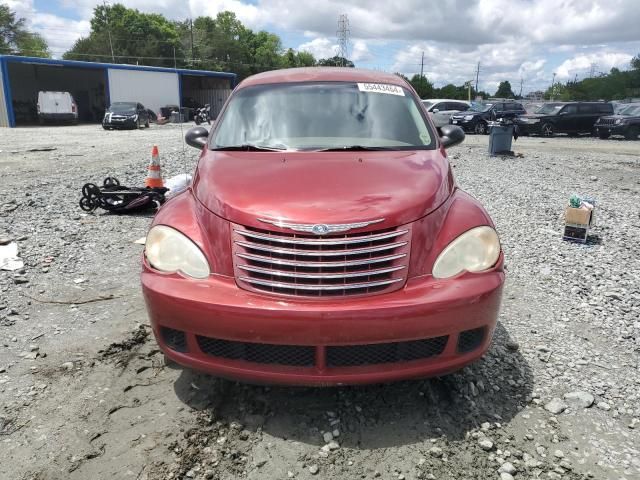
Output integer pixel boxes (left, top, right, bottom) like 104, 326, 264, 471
37, 91, 78, 124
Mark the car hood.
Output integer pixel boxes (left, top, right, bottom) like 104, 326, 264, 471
600, 114, 638, 120
452, 111, 481, 117
192, 150, 454, 230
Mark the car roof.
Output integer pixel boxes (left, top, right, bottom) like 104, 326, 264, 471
238, 67, 409, 89
422, 98, 470, 103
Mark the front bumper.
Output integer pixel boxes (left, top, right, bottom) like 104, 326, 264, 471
594, 123, 627, 135
142, 256, 504, 386
514, 122, 542, 135
103, 118, 137, 129
449, 118, 475, 131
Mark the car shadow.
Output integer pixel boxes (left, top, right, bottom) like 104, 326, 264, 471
173, 322, 532, 448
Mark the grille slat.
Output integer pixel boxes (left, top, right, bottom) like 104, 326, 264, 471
232, 223, 411, 297
235, 240, 408, 257
235, 228, 409, 246
238, 264, 405, 279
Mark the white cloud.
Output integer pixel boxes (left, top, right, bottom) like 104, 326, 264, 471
351, 40, 372, 62
298, 37, 337, 60
555, 51, 634, 79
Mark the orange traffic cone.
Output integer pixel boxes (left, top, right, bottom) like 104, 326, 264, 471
145, 145, 164, 188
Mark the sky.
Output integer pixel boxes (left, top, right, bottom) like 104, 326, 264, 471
3, 0, 640, 95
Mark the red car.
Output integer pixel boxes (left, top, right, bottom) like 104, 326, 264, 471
141, 68, 504, 386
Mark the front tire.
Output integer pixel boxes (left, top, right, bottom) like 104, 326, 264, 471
194, 116, 201, 126
541, 122, 554, 137
474, 121, 488, 135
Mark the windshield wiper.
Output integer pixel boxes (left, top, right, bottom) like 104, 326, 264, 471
213, 144, 287, 152
315, 145, 394, 152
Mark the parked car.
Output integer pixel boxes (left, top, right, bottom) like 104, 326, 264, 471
37, 91, 78, 124
515, 102, 613, 137
102, 102, 150, 130
594, 103, 640, 140
141, 68, 504, 386
450, 101, 526, 134
422, 98, 471, 127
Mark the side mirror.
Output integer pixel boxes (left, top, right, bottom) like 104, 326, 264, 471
559, 111, 568, 115
439, 125, 465, 149
432, 108, 440, 113
185, 126, 208, 149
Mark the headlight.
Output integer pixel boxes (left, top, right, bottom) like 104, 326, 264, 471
615, 118, 623, 124
464, 115, 474, 121
432, 226, 500, 279
145, 225, 210, 279
521, 118, 539, 124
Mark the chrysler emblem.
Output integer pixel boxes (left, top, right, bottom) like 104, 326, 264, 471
257, 218, 384, 235
311, 224, 330, 235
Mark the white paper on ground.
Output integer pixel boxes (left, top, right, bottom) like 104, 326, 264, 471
0, 242, 24, 271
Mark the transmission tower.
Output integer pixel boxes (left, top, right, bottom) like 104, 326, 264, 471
589, 63, 598, 78
336, 14, 350, 67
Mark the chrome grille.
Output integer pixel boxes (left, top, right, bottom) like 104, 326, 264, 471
232, 224, 411, 297
597, 118, 616, 125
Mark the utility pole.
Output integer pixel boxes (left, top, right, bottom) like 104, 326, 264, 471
103, 0, 115, 63
190, 18, 195, 65
336, 14, 350, 67
519, 77, 523, 97
474, 62, 480, 93
420, 51, 424, 78
550, 72, 556, 100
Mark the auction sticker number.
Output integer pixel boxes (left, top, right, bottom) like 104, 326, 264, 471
357, 83, 405, 96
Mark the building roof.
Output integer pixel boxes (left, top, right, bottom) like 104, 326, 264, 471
0, 55, 236, 80
238, 67, 408, 89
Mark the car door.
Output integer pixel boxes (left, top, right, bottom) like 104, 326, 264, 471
557, 104, 578, 132
429, 102, 450, 127
577, 104, 598, 132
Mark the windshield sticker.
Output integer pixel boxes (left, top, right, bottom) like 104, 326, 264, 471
357, 83, 405, 96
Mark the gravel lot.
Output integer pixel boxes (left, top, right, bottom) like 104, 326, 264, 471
1, 124, 639, 480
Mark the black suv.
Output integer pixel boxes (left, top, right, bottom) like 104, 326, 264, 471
515, 102, 613, 137
103, 102, 151, 130
450, 101, 526, 134
594, 104, 640, 140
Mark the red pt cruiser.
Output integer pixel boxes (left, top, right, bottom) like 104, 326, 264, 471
141, 68, 504, 386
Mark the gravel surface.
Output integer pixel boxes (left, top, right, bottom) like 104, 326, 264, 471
1, 125, 639, 480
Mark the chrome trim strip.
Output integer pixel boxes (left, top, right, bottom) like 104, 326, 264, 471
257, 218, 385, 234
234, 229, 409, 246
235, 240, 408, 257
238, 277, 403, 291
237, 264, 405, 279
236, 252, 406, 268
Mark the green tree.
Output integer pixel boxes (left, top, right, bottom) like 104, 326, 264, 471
494, 81, 515, 98
64, 3, 183, 67
318, 56, 354, 67
0, 5, 50, 57
631, 54, 640, 70
409, 74, 434, 98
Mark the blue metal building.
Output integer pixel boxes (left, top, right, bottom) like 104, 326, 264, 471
0, 55, 236, 127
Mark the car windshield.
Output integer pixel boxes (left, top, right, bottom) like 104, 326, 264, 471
110, 102, 137, 113
469, 103, 492, 112
620, 105, 640, 116
212, 82, 435, 151
535, 103, 564, 115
